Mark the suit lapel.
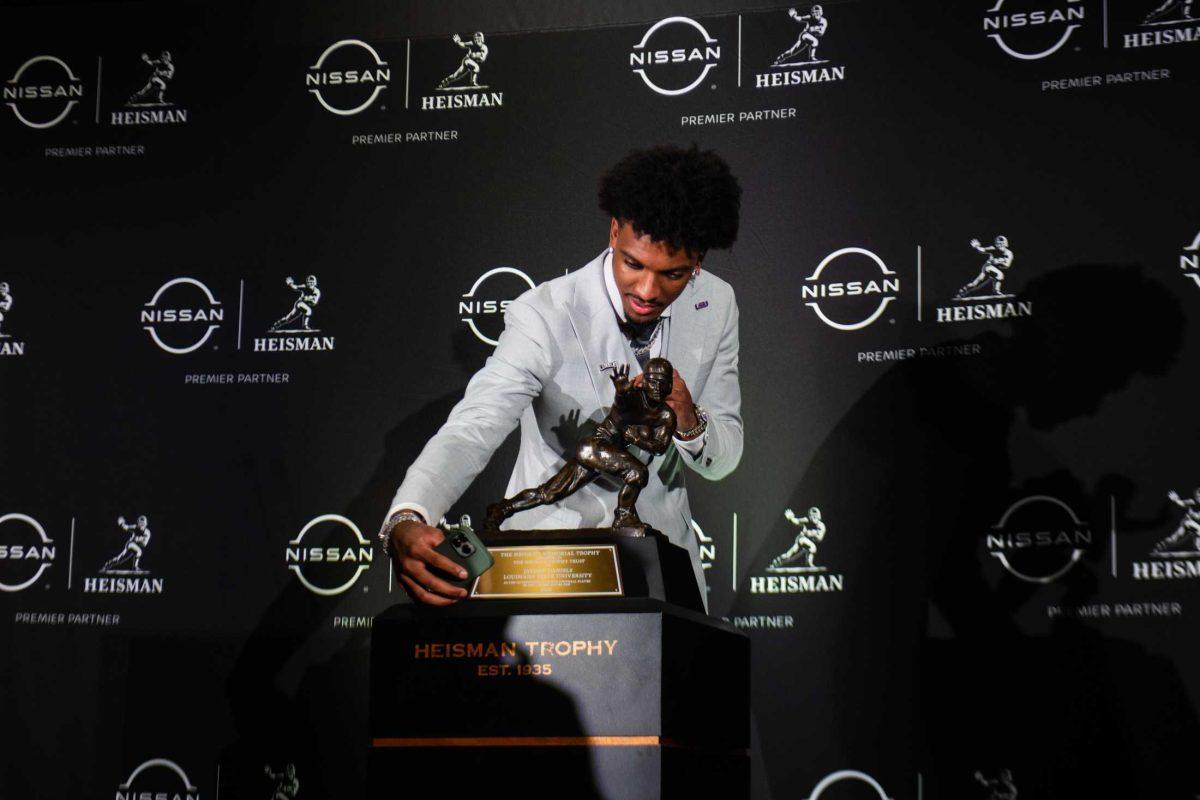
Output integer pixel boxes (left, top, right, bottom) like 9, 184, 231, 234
566, 251, 629, 411
665, 283, 713, 389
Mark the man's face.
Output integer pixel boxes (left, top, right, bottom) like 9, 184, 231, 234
643, 365, 671, 404
609, 218, 701, 324
305, 276, 317, 289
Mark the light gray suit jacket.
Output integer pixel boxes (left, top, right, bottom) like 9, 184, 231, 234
391, 249, 742, 595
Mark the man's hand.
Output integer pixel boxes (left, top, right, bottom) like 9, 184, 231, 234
387, 519, 470, 606
634, 370, 698, 431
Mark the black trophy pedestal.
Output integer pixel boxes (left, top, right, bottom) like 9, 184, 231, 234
368, 530, 749, 800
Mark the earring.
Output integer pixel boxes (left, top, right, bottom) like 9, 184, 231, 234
689, 269, 699, 290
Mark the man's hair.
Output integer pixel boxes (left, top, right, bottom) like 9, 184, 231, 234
599, 144, 741, 256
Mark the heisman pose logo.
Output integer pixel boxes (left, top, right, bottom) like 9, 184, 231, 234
85, 514, 164, 594
256, 276, 334, 352
270, 276, 321, 333
750, 506, 843, 593
936, 235, 1032, 323
101, 515, 152, 575
423, 32, 503, 109
757, 5, 844, 88
0, 281, 11, 333
955, 235, 1015, 300
127, 51, 174, 107
774, 6, 829, 66
264, 764, 299, 800
438, 32, 489, 90
1143, 0, 1195, 25
767, 507, 827, 573
1181, 229, 1200, 289
974, 769, 1018, 800
0, 280, 23, 356
1151, 487, 1200, 556
1122, 0, 1200, 48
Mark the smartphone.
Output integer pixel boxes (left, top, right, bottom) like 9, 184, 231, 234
432, 517, 494, 591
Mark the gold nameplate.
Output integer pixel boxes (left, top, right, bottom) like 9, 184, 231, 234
471, 545, 623, 599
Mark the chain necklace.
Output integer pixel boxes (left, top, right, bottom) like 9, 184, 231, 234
629, 317, 663, 362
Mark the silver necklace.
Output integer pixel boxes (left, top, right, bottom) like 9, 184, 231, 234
630, 317, 663, 361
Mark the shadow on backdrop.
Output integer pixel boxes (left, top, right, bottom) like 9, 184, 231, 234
730, 263, 1192, 799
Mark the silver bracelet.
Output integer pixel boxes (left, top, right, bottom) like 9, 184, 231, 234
378, 509, 425, 555
675, 405, 709, 441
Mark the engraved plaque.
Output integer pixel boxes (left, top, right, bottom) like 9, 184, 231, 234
470, 544, 623, 599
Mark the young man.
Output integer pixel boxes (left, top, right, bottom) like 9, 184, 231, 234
381, 144, 743, 607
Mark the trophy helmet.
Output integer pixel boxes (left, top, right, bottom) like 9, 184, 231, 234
994, 234, 1009, 248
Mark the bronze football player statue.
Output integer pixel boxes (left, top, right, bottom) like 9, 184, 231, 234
484, 358, 677, 532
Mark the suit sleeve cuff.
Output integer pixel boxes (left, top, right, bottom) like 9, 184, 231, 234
672, 429, 707, 459
385, 502, 433, 527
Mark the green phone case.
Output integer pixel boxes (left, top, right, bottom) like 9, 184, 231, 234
433, 518, 494, 590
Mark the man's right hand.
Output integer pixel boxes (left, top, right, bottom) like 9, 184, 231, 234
387, 519, 470, 606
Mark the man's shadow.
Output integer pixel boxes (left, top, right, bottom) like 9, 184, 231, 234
222, 367, 601, 797
730, 263, 1193, 798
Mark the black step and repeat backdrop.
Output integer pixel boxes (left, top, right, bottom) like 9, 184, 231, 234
2, 0, 1198, 797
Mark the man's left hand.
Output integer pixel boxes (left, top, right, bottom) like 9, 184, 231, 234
634, 370, 698, 431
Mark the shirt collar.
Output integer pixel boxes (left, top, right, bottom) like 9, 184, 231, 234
603, 248, 672, 324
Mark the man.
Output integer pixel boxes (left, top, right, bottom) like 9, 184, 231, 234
381, 144, 743, 607
774, 5, 828, 66
0, 282, 11, 336
101, 515, 152, 574
270, 275, 320, 332
955, 235, 1014, 299
437, 32, 488, 90
128, 51, 174, 106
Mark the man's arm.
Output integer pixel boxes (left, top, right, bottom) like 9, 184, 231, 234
681, 292, 743, 480
388, 296, 553, 525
